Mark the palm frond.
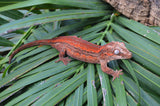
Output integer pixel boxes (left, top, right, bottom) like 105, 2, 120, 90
0, 0, 160, 105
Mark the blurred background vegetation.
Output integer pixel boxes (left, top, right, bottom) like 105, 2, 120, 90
0, 0, 160, 105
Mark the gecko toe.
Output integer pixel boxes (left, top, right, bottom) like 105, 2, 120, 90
112, 69, 123, 81
63, 57, 71, 65
55, 57, 71, 65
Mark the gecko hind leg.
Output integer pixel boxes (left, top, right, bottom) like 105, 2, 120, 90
55, 49, 71, 65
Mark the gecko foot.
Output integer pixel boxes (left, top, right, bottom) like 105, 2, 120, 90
55, 57, 71, 65
112, 69, 123, 81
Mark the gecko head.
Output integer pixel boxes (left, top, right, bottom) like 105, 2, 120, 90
100, 41, 132, 61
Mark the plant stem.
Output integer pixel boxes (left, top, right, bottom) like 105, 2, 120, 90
97, 13, 117, 45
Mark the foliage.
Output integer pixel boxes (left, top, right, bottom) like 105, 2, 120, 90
0, 0, 160, 105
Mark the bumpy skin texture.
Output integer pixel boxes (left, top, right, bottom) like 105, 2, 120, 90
104, 0, 160, 26
9, 36, 132, 80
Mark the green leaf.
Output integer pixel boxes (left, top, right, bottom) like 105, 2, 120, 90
6, 66, 80, 105
126, 93, 138, 106
0, 49, 57, 87
33, 68, 87, 105
129, 61, 160, 95
0, 0, 106, 12
0, 10, 23, 19
126, 43, 160, 74
87, 64, 98, 106
0, 17, 8, 25
112, 76, 127, 106
116, 17, 160, 45
123, 75, 159, 106
73, 84, 84, 106
97, 64, 113, 106
0, 36, 14, 46
0, 9, 110, 35
16, 84, 57, 105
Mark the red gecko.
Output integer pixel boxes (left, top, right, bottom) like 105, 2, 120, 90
9, 36, 132, 80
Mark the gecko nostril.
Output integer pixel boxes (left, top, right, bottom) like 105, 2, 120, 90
128, 52, 132, 58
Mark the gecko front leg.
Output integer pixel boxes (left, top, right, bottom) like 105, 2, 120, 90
55, 49, 71, 65
100, 60, 123, 81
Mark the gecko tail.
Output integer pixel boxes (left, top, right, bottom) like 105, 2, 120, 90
9, 39, 53, 63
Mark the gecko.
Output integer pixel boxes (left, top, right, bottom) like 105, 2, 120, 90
9, 36, 132, 81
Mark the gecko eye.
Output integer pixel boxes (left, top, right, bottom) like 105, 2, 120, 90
114, 49, 120, 55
